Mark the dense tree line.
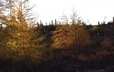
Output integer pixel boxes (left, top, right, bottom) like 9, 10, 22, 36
0, 13, 114, 62
0, 0, 114, 72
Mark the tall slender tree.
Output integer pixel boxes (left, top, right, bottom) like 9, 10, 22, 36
0, 0, 38, 51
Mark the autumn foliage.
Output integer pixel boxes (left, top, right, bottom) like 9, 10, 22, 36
0, 0, 114, 72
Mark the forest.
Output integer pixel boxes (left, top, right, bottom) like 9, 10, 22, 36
0, 0, 114, 72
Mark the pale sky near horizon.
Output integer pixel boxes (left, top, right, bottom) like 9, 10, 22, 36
29, 0, 114, 25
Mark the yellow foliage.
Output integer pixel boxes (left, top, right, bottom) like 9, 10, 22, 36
52, 24, 91, 49
52, 25, 72, 49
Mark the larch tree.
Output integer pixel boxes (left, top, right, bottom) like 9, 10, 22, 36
0, 0, 41, 58
52, 10, 79, 49
0, 0, 30, 49
52, 13, 70, 49
70, 9, 81, 48
70, 9, 90, 48
52, 24, 72, 49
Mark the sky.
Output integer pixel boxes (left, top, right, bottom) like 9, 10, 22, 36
29, 0, 114, 25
